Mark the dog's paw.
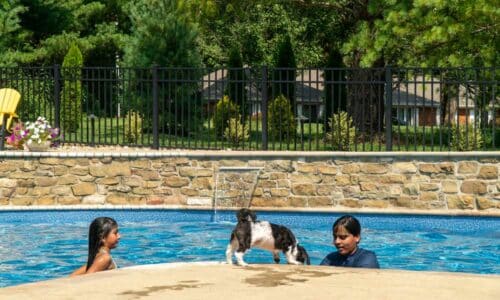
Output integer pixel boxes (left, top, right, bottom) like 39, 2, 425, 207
237, 262, 249, 267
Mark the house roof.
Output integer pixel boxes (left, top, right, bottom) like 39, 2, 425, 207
392, 76, 474, 108
201, 71, 494, 108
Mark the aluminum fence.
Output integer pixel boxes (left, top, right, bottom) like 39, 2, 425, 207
0, 66, 498, 151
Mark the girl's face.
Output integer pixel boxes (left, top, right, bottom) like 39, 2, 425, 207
333, 225, 360, 256
102, 226, 121, 249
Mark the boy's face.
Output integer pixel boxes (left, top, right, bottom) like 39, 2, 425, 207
333, 225, 360, 256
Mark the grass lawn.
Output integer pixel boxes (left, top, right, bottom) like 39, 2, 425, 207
61, 116, 500, 151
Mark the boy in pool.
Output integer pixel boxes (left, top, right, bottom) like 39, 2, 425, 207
70, 217, 120, 276
320, 215, 379, 268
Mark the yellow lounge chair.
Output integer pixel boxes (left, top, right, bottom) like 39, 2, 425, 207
0, 88, 21, 150
0, 88, 21, 132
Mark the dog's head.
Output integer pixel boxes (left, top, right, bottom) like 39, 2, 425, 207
237, 208, 257, 223
296, 244, 310, 265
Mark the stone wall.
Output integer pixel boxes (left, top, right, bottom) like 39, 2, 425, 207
0, 152, 498, 211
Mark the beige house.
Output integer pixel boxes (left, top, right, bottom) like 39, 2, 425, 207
392, 76, 499, 126
201, 70, 499, 126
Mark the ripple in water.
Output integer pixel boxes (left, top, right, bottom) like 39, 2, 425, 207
0, 210, 498, 288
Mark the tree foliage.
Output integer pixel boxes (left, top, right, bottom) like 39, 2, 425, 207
272, 34, 297, 108
0, 0, 29, 66
123, 0, 201, 68
2, 0, 495, 69
342, 0, 499, 67
225, 45, 246, 112
0, 0, 126, 66
61, 43, 84, 132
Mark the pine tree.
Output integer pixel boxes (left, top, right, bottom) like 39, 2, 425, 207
61, 43, 83, 133
324, 48, 347, 132
123, 0, 202, 68
225, 44, 246, 115
123, 0, 203, 136
272, 34, 296, 109
0, 0, 29, 66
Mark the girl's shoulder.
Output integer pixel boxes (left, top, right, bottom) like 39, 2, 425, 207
96, 250, 117, 270
93, 251, 113, 266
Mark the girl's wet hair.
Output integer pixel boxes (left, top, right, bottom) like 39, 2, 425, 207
86, 217, 118, 270
333, 215, 361, 236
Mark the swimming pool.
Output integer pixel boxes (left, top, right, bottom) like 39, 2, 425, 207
0, 210, 499, 287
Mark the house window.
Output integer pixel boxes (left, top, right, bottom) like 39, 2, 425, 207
302, 104, 318, 122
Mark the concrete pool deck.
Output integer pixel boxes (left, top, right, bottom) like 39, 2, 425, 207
1, 262, 499, 299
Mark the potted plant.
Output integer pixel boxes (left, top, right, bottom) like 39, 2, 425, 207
6, 117, 60, 151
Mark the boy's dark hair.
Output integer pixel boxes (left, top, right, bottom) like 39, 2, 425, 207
86, 217, 118, 270
333, 215, 361, 236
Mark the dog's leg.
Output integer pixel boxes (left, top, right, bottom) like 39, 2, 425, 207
233, 231, 251, 266
226, 238, 238, 264
272, 251, 280, 264
284, 246, 301, 265
235, 239, 250, 266
235, 250, 249, 266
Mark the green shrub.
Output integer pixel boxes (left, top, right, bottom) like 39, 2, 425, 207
124, 110, 143, 143
224, 117, 249, 147
268, 94, 296, 140
9, 71, 55, 122
213, 95, 239, 137
483, 127, 500, 150
450, 124, 484, 151
326, 111, 356, 150
61, 43, 83, 132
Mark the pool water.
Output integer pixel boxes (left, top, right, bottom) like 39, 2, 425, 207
0, 210, 499, 287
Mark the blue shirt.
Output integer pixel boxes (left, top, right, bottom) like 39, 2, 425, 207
320, 248, 379, 268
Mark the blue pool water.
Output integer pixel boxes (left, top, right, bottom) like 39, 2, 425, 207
0, 210, 499, 287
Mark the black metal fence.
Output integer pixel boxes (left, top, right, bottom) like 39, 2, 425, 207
0, 66, 498, 151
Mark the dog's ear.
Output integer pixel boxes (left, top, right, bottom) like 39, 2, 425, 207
249, 210, 257, 222
237, 208, 257, 222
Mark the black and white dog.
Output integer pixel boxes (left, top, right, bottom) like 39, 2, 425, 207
226, 209, 310, 266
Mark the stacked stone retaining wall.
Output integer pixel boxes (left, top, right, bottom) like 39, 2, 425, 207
0, 152, 498, 212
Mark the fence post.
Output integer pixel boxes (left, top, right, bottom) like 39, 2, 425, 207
89, 114, 96, 147
261, 66, 268, 150
385, 66, 393, 151
53, 64, 61, 130
152, 65, 159, 149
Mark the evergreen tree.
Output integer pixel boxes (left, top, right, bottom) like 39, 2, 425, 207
123, 0, 203, 136
324, 48, 347, 132
225, 45, 246, 115
272, 34, 296, 109
123, 0, 201, 68
342, 0, 499, 68
0, 0, 29, 66
61, 43, 84, 133
1, 0, 126, 66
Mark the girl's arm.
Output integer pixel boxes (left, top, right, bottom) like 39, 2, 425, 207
70, 265, 87, 277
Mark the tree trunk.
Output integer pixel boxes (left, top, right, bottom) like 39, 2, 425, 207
347, 57, 385, 135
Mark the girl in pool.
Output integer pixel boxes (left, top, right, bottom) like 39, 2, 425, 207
70, 217, 120, 276
320, 215, 379, 268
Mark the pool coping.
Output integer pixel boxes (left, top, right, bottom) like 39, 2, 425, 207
0, 149, 499, 158
0, 205, 499, 217
1, 262, 499, 299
